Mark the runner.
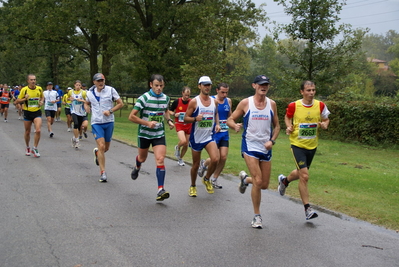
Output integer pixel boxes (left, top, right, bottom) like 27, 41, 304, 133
227, 75, 280, 229
184, 76, 220, 197
84, 73, 123, 182
14, 74, 44, 157
62, 87, 73, 132
0, 84, 13, 122
169, 86, 191, 166
129, 74, 175, 201
43, 82, 59, 137
277, 80, 330, 220
68, 80, 88, 149
197, 83, 232, 189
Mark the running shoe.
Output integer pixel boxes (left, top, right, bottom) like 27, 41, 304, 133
31, 148, 40, 158
305, 207, 318, 220
93, 148, 99, 166
49, 132, 54, 138
74, 140, 80, 149
211, 178, 223, 189
83, 132, 88, 138
79, 135, 82, 140
197, 159, 207, 177
131, 166, 139, 180
238, 171, 248, 194
25, 147, 31, 156
4, 119, 7, 122
67, 128, 71, 132
177, 158, 185, 166
188, 186, 197, 197
156, 188, 170, 201
99, 172, 107, 183
18, 116, 22, 120
278, 174, 287, 196
174, 145, 180, 160
71, 138, 76, 147
202, 177, 214, 194
251, 215, 263, 229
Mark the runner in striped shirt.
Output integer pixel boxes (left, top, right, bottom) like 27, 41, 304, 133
129, 74, 175, 202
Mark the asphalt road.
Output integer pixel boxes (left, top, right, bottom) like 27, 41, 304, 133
1, 108, 398, 267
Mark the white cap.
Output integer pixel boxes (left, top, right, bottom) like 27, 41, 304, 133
198, 76, 212, 85
67, 87, 73, 90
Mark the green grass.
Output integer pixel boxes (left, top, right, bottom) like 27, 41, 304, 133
92, 109, 399, 231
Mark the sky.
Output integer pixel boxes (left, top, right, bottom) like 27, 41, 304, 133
253, 0, 399, 39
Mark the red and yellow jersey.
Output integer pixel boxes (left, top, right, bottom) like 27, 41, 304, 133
18, 86, 44, 112
288, 100, 322, 150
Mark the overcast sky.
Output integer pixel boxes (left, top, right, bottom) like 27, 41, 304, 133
254, 0, 399, 39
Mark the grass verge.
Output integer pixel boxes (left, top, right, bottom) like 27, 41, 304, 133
105, 110, 399, 231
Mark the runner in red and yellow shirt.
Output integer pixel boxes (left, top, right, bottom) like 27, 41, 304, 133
278, 80, 330, 220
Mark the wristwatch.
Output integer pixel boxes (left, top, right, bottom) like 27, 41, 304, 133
109, 109, 113, 114
270, 139, 276, 145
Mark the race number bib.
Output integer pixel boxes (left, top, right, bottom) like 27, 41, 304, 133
198, 115, 213, 128
178, 112, 185, 123
28, 97, 40, 107
298, 123, 317, 139
149, 112, 164, 123
220, 119, 228, 131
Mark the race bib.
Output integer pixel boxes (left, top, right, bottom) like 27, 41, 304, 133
298, 123, 317, 139
220, 119, 228, 131
28, 98, 40, 107
178, 112, 185, 123
198, 115, 213, 128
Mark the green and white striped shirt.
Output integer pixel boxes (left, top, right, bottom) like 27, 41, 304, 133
133, 91, 170, 139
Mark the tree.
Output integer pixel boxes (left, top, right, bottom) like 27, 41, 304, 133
0, 0, 123, 83
116, 0, 265, 86
273, 0, 367, 96
362, 30, 399, 62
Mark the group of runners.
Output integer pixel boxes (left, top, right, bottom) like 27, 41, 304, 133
128, 74, 330, 229
11, 72, 330, 229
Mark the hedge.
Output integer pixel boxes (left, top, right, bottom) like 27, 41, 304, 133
230, 97, 399, 147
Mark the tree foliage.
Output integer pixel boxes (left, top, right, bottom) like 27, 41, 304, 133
272, 0, 367, 96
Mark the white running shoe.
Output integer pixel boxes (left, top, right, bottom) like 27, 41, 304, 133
67, 128, 72, 132
197, 159, 207, 177
278, 174, 287, 196
211, 178, 223, 189
305, 207, 318, 220
177, 158, 185, 166
174, 145, 180, 160
251, 215, 262, 229
238, 171, 248, 194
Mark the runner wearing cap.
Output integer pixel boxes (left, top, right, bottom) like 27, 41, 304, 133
84, 73, 123, 182
184, 76, 221, 197
227, 75, 280, 229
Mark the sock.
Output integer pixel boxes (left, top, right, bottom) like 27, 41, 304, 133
158, 186, 163, 192
304, 203, 310, 210
100, 170, 105, 175
136, 156, 142, 168
283, 178, 289, 186
156, 165, 165, 188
